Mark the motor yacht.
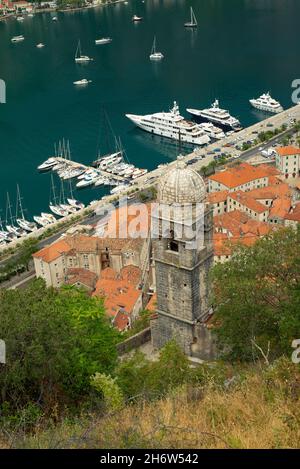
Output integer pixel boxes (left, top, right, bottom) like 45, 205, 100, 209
126, 101, 210, 145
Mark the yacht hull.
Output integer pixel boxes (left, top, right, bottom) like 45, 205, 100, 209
186, 109, 242, 131
126, 114, 210, 146
249, 101, 283, 114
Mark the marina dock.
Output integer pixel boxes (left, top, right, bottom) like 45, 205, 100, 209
2, 102, 300, 253
53, 157, 127, 182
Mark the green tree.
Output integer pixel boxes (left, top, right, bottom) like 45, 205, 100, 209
212, 227, 300, 361
0, 280, 120, 420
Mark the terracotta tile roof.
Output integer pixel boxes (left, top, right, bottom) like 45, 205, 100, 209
146, 293, 157, 312
256, 164, 281, 176
226, 209, 249, 224
229, 191, 267, 214
34, 231, 146, 266
276, 146, 300, 157
93, 267, 142, 321
120, 265, 142, 286
269, 197, 292, 219
213, 210, 272, 256
240, 219, 272, 237
248, 183, 290, 200
33, 239, 71, 263
284, 203, 300, 222
214, 211, 246, 237
66, 268, 98, 290
207, 190, 229, 204
112, 310, 131, 332
208, 162, 269, 189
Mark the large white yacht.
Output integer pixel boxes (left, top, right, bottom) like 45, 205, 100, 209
249, 92, 283, 114
126, 102, 211, 146
187, 99, 242, 131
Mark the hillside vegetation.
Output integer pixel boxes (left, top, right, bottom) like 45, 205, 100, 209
3, 357, 300, 449
0, 226, 299, 448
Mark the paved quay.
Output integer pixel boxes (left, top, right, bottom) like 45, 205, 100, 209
1, 102, 300, 255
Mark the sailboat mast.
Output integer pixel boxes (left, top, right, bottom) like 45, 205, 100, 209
16, 184, 25, 220
6, 193, 14, 225
50, 174, 57, 205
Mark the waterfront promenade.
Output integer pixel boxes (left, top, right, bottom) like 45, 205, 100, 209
1, 102, 300, 255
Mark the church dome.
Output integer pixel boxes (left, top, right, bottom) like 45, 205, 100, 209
158, 160, 206, 204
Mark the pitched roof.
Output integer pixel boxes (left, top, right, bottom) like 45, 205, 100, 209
208, 163, 269, 189
284, 203, 300, 222
66, 268, 98, 290
269, 197, 292, 219
112, 310, 131, 332
276, 146, 300, 157
207, 190, 229, 204
247, 183, 290, 200
229, 191, 268, 214
93, 267, 142, 320
33, 239, 71, 263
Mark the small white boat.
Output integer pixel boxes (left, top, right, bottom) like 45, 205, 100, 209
28, 13, 34, 18
184, 7, 197, 28
36, 43, 45, 48
11, 35, 25, 43
52, 16, 58, 22
33, 215, 51, 227
110, 184, 130, 195
38, 158, 57, 171
17, 218, 37, 232
49, 204, 69, 218
132, 15, 143, 22
16, 16, 24, 22
73, 79, 91, 86
76, 173, 100, 188
149, 36, 164, 61
131, 169, 148, 179
95, 37, 112, 45
41, 212, 57, 224
75, 39, 93, 63
60, 204, 78, 214
67, 198, 85, 210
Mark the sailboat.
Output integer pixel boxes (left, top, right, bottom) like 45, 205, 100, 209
184, 7, 198, 28
5, 193, 27, 238
67, 180, 85, 210
75, 40, 93, 63
149, 36, 164, 61
92, 111, 124, 168
59, 180, 78, 214
49, 175, 69, 218
15, 185, 37, 232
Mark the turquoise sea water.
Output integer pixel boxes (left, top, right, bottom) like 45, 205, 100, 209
0, 0, 299, 216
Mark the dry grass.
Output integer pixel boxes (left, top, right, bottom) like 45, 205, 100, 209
7, 361, 300, 449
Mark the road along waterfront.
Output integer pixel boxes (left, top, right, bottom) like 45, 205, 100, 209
1, 102, 300, 255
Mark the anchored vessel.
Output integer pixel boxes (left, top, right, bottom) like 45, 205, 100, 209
126, 101, 211, 146
184, 7, 197, 28
75, 40, 93, 63
73, 79, 91, 86
95, 37, 112, 45
11, 35, 25, 43
187, 99, 242, 131
149, 36, 164, 61
132, 15, 143, 22
249, 92, 283, 114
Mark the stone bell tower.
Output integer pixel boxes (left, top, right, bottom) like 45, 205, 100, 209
151, 160, 214, 357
